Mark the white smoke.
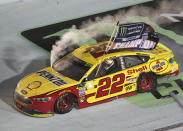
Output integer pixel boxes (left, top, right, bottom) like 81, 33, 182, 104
50, 24, 105, 65
50, 31, 77, 65
50, 0, 183, 66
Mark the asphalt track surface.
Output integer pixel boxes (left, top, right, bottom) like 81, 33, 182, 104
0, 0, 183, 131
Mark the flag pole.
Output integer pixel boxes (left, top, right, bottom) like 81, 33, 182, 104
95, 21, 119, 77
105, 21, 119, 53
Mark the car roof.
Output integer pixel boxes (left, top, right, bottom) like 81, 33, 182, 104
72, 41, 171, 65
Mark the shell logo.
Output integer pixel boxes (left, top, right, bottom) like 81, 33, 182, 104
150, 60, 168, 73
26, 81, 42, 90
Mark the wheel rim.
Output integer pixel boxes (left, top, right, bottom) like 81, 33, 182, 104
140, 76, 153, 91
58, 95, 72, 111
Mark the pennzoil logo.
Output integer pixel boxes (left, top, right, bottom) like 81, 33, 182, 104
150, 60, 168, 72
36, 70, 67, 86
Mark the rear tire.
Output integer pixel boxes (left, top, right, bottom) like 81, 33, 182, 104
54, 93, 75, 114
137, 72, 157, 93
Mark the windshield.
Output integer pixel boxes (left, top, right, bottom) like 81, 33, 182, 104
53, 54, 92, 81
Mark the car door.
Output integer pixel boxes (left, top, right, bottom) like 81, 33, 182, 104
122, 55, 150, 92
84, 57, 127, 104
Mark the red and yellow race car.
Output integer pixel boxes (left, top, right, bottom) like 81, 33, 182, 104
14, 23, 179, 117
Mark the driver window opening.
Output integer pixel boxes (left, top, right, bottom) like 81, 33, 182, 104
87, 58, 121, 81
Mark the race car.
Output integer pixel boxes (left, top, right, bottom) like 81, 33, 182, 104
14, 23, 179, 117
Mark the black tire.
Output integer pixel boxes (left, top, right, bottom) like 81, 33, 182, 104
137, 72, 157, 93
54, 93, 75, 114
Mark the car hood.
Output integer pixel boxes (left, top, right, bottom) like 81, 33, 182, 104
16, 67, 78, 97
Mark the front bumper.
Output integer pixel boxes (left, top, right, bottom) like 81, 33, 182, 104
14, 101, 53, 117
14, 93, 54, 117
166, 70, 179, 77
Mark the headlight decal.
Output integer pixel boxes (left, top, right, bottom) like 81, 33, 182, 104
14, 92, 33, 104
21, 90, 28, 95
34, 97, 52, 102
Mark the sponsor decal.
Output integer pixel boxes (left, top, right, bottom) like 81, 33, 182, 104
127, 65, 147, 75
26, 81, 42, 90
78, 87, 87, 103
120, 26, 128, 36
150, 60, 168, 73
152, 61, 165, 70
116, 23, 144, 42
125, 84, 134, 92
84, 43, 107, 58
126, 77, 137, 82
78, 88, 87, 97
80, 97, 85, 103
124, 83, 135, 92
36, 70, 67, 86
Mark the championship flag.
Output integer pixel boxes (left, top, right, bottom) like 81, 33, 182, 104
109, 22, 159, 50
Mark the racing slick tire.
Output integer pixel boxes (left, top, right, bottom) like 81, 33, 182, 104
137, 72, 157, 93
54, 93, 75, 114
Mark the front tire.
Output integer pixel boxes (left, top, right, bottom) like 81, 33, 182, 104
54, 93, 75, 114
137, 72, 157, 93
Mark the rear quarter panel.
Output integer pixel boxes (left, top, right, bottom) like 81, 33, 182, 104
148, 43, 178, 75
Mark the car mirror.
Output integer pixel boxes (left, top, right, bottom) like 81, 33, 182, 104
77, 77, 88, 88
82, 77, 88, 82
77, 82, 86, 88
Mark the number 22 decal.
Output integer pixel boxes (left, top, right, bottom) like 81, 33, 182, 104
96, 73, 125, 98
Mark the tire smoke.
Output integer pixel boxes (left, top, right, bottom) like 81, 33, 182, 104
50, 0, 183, 66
